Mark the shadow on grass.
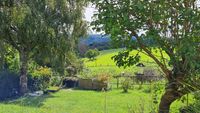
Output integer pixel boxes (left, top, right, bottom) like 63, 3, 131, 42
1, 94, 55, 108
70, 87, 111, 93
120, 91, 132, 94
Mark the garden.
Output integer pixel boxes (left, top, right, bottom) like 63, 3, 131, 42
0, 0, 200, 113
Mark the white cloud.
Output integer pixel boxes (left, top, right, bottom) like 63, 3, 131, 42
84, 4, 99, 34
84, 4, 96, 22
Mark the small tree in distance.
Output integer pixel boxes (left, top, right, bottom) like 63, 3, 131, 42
85, 49, 100, 61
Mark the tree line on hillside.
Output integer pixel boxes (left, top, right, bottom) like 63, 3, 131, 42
78, 34, 157, 56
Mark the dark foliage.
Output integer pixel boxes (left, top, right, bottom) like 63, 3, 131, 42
62, 77, 79, 88
28, 74, 51, 92
179, 92, 200, 113
0, 71, 19, 100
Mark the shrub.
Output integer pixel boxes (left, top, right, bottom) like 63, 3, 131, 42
51, 76, 62, 86
85, 49, 100, 60
28, 67, 52, 92
179, 92, 200, 113
0, 70, 19, 100
122, 78, 132, 93
79, 68, 98, 79
150, 82, 164, 113
97, 73, 110, 82
66, 65, 77, 76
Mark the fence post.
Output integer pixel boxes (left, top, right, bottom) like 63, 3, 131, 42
117, 77, 119, 89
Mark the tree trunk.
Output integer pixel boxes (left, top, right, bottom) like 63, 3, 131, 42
158, 81, 185, 113
19, 50, 28, 95
0, 54, 4, 70
0, 43, 5, 70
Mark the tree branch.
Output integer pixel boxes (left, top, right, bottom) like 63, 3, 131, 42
131, 31, 171, 79
6, 31, 20, 51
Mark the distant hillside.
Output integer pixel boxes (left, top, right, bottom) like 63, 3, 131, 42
78, 34, 156, 55
80, 34, 111, 45
78, 34, 111, 55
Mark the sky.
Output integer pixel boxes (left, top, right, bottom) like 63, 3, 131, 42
84, 4, 96, 23
84, 4, 97, 34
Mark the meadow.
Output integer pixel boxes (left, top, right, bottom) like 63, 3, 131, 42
81, 48, 168, 78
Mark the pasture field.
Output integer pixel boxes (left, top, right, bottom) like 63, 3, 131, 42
82, 48, 168, 78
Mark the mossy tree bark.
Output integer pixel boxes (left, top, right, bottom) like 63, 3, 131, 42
19, 50, 29, 95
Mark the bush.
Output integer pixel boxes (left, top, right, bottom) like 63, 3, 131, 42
85, 49, 100, 60
97, 73, 110, 82
0, 71, 19, 100
179, 92, 200, 113
28, 67, 52, 92
122, 78, 132, 93
51, 76, 62, 86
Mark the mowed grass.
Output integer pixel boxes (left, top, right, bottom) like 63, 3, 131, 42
0, 88, 191, 113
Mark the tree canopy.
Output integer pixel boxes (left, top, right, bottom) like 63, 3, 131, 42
85, 49, 100, 60
0, 0, 88, 94
92, 0, 200, 112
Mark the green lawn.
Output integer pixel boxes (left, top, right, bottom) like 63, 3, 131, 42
0, 88, 191, 113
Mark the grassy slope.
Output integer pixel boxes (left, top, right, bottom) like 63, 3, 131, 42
0, 88, 191, 113
82, 48, 168, 77
84, 48, 156, 67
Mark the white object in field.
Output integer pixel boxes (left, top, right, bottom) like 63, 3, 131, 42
28, 91, 44, 97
